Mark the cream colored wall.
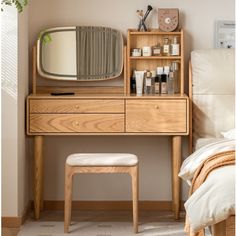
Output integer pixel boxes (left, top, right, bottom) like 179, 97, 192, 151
28, 0, 234, 201
2, 6, 29, 217
18, 7, 30, 216
2, 6, 19, 217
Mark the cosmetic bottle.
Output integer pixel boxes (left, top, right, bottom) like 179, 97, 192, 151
130, 71, 136, 93
171, 36, 180, 56
171, 61, 180, 93
168, 69, 175, 94
155, 67, 163, 94
144, 71, 153, 95
162, 37, 170, 56
164, 66, 170, 76
152, 43, 161, 56
150, 70, 156, 94
161, 74, 167, 94
135, 71, 145, 95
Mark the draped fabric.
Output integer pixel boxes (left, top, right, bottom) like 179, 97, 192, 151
76, 26, 123, 80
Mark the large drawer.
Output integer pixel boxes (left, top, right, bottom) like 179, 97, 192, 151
29, 99, 125, 113
126, 99, 188, 133
29, 114, 125, 133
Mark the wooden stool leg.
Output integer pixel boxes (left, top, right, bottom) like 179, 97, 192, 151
64, 165, 73, 233
131, 165, 139, 233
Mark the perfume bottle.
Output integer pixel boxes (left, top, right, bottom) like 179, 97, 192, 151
171, 36, 180, 56
171, 61, 180, 93
152, 43, 161, 56
144, 71, 153, 95
155, 67, 163, 94
130, 71, 136, 94
168, 68, 175, 95
162, 37, 170, 56
161, 74, 167, 94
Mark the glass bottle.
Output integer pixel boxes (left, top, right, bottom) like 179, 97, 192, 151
168, 69, 175, 94
152, 43, 161, 56
130, 71, 136, 94
162, 37, 170, 56
171, 61, 180, 93
161, 74, 167, 94
144, 71, 152, 95
155, 67, 163, 94
171, 36, 180, 56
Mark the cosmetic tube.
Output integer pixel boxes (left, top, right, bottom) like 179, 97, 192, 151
135, 70, 145, 95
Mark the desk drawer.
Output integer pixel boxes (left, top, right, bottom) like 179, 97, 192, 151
126, 99, 187, 133
29, 114, 125, 133
30, 99, 124, 113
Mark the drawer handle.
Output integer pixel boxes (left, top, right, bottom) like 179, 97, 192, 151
75, 105, 80, 109
75, 121, 79, 126
155, 105, 159, 109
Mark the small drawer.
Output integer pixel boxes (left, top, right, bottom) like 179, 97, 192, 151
29, 99, 125, 114
29, 114, 125, 133
126, 99, 188, 133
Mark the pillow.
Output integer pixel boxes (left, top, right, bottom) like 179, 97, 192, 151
221, 128, 236, 139
178, 139, 235, 183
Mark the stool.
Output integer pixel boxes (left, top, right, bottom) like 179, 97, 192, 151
64, 153, 139, 233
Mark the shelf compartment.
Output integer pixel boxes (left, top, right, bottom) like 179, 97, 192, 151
130, 56, 181, 60
128, 29, 182, 35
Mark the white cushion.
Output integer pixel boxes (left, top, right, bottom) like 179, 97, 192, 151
191, 49, 235, 142
221, 128, 236, 139
66, 153, 138, 166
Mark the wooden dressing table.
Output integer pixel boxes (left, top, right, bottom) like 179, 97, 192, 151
27, 28, 189, 221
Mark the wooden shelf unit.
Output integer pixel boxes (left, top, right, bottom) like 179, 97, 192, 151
127, 29, 184, 95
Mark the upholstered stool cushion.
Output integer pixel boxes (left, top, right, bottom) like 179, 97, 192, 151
66, 153, 138, 167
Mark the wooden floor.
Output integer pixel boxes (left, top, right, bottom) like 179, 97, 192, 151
2, 210, 187, 236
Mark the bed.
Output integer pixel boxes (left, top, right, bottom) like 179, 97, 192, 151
179, 49, 235, 236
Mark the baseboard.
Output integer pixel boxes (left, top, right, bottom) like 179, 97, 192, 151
2, 201, 31, 228
2, 200, 185, 228
42, 200, 185, 211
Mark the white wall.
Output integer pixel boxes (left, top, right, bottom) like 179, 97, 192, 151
1, 6, 29, 217
28, 0, 234, 202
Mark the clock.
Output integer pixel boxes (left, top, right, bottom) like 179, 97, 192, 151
158, 8, 179, 32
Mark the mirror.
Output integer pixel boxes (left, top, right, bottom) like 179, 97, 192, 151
37, 26, 124, 81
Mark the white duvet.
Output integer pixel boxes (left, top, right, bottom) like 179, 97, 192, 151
179, 138, 235, 232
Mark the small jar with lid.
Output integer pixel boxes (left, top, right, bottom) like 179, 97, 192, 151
152, 43, 161, 56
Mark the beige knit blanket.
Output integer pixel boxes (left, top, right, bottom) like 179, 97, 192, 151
185, 150, 235, 236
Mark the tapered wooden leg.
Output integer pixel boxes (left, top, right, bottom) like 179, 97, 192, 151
34, 135, 43, 220
64, 165, 73, 233
131, 165, 139, 233
172, 136, 181, 220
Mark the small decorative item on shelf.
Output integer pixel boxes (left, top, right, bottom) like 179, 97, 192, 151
158, 8, 179, 32
142, 46, 152, 56
171, 61, 180, 93
152, 44, 161, 56
134, 71, 145, 95
136, 5, 153, 31
144, 70, 155, 95
155, 67, 163, 94
130, 71, 136, 93
168, 69, 175, 94
161, 74, 167, 94
162, 37, 170, 56
131, 48, 142, 57
171, 36, 180, 56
